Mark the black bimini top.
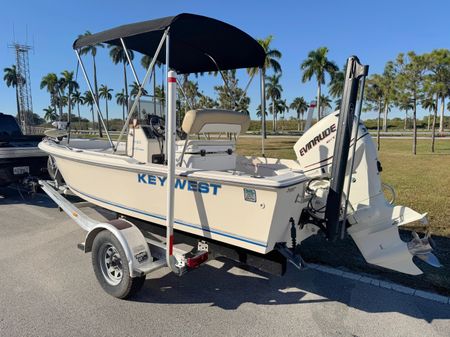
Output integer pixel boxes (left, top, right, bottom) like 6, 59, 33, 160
73, 13, 265, 74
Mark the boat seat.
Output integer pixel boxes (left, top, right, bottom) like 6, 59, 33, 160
176, 139, 236, 169
182, 109, 250, 135
177, 109, 249, 170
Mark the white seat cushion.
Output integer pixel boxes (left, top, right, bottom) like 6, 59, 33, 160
182, 109, 250, 134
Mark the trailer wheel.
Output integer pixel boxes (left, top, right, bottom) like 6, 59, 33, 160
47, 156, 64, 187
91, 230, 145, 299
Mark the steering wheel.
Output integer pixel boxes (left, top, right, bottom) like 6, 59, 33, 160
147, 114, 189, 141
148, 115, 165, 138
147, 114, 187, 140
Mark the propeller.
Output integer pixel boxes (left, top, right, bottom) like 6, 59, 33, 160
408, 231, 442, 268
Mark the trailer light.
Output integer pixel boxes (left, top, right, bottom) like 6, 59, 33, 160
187, 251, 208, 269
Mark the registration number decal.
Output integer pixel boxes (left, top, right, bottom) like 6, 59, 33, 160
243, 188, 257, 202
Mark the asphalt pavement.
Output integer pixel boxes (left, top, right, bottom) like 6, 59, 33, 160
0, 187, 449, 337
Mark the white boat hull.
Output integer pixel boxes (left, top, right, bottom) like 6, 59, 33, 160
48, 146, 305, 254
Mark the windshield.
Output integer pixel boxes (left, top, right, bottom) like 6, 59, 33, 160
0, 114, 22, 137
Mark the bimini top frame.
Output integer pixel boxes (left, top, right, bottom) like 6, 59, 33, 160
73, 13, 267, 152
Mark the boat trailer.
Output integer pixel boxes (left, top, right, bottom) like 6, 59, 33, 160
39, 180, 298, 298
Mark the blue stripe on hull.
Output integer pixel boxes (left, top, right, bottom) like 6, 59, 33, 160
69, 185, 268, 248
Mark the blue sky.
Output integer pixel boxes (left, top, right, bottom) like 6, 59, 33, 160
1, 0, 449, 121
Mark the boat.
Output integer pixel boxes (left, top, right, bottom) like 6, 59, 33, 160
0, 112, 48, 186
39, 13, 440, 288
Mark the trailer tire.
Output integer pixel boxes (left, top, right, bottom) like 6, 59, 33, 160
91, 230, 145, 299
47, 156, 64, 187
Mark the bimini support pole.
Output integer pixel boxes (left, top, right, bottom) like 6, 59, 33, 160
120, 38, 141, 87
235, 71, 256, 109
166, 69, 179, 274
75, 50, 115, 150
164, 33, 170, 154
120, 38, 143, 121
114, 28, 169, 151
259, 67, 266, 156
164, 30, 179, 274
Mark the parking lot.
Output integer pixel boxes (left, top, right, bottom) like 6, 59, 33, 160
1, 187, 449, 337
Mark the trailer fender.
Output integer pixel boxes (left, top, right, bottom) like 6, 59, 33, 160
83, 219, 153, 278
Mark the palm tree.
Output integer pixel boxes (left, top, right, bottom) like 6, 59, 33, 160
40, 73, 59, 117
426, 49, 450, 133
83, 90, 95, 130
154, 85, 165, 108
301, 47, 338, 120
422, 94, 438, 151
110, 45, 134, 114
290, 97, 309, 131
72, 90, 84, 130
256, 104, 268, 118
116, 90, 127, 121
265, 74, 282, 132
3, 65, 25, 124
329, 65, 345, 109
58, 95, 69, 115
43, 106, 57, 122
397, 95, 414, 130
365, 74, 384, 150
247, 35, 282, 77
141, 55, 163, 115
79, 31, 104, 136
395, 52, 427, 155
129, 81, 148, 118
247, 35, 282, 138
59, 70, 79, 127
273, 99, 288, 130
99, 85, 113, 130
380, 61, 398, 132
319, 94, 332, 113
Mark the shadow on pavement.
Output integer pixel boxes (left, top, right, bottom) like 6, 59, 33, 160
300, 232, 450, 297
0, 186, 56, 208
132, 257, 450, 322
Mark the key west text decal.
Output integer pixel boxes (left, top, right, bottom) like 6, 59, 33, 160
137, 174, 221, 195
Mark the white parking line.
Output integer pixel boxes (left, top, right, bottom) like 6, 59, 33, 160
308, 263, 450, 305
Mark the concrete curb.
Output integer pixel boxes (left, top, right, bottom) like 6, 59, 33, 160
308, 263, 450, 305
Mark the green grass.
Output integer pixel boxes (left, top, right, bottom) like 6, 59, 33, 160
378, 139, 450, 236
236, 137, 450, 237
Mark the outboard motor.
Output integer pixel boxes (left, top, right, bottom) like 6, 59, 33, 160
294, 56, 441, 275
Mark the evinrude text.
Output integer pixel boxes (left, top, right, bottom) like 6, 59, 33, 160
299, 124, 337, 156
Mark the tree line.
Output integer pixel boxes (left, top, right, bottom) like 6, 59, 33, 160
3, 31, 449, 154
364, 50, 450, 153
